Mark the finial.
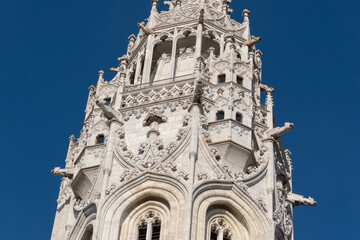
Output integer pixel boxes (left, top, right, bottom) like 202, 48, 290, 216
222, 0, 233, 14
199, 8, 204, 23
128, 34, 136, 42
98, 70, 104, 78
242, 9, 250, 21
88, 85, 95, 92
151, 0, 159, 8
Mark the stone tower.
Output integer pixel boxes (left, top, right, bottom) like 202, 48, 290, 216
51, 1, 316, 240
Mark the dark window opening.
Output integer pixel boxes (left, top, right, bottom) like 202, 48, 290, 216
138, 226, 147, 240
152, 224, 161, 240
104, 98, 111, 106
223, 233, 231, 240
237, 52, 242, 60
129, 73, 135, 85
210, 230, 218, 240
96, 134, 105, 144
216, 111, 225, 121
218, 74, 226, 83
236, 113, 243, 123
236, 76, 243, 86
80, 225, 93, 240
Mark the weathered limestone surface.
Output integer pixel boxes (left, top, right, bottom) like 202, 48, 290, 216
51, 1, 315, 240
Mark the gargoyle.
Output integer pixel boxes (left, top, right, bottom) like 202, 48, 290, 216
192, 78, 203, 104
259, 83, 275, 93
51, 167, 74, 178
137, 22, 154, 36
199, 9, 204, 23
96, 99, 121, 120
266, 122, 294, 139
242, 37, 262, 47
287, 193, 317, 207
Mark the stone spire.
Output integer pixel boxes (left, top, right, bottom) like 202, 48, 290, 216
50, 1, 316, 240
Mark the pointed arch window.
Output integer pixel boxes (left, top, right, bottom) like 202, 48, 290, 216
209, 218, 233, 240
137, 210, 162, 240
80, 224, 93, 240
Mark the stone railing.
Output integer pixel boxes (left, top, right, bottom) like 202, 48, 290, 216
125, 74, 196, 91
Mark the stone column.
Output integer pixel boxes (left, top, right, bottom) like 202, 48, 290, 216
195, 23, 203, 59
64, 196, 75, 239
184, 103, 200, 240
100, 120, 122, 198
96, 70, 105, 89
170, 29, 178, 79
142, 35, 155, 84
189, 104, 200, 184
146, 220, 153, 240
217, 230, 224, 240
85, 85, 95, 120
65, 135, 75, 169
241, 9, 251, 61
115, 75, 125, 110
264, 89, 275, 223
134, 54, 143, 85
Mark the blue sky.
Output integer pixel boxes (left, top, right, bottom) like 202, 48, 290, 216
0, 0, 359, 239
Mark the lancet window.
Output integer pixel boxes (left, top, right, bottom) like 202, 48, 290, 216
150, 40, 173, 83
175, 36, 196, 78
209, 217, 233, 240
137, 210, 162, 240
80, 224, 93, 240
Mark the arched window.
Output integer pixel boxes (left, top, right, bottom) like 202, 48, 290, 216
209, 217, 233, 240
236, 76, 243, 86
216, 111, 225, 121
96, 134, 105, 144
137, 210, 162, 240
218, 74, 226, 83
129, 72, 135, 85
80, 225, 93, 240
236, 113, 243, 123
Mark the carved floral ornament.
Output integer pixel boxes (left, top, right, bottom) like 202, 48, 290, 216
114, 114, 193, 184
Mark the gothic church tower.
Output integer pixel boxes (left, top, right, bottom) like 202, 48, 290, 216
51, 1, 316, 239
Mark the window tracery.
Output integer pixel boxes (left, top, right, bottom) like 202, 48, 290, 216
209, 217, 233, 240
137, 210, 162, 240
